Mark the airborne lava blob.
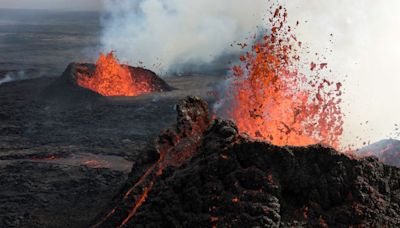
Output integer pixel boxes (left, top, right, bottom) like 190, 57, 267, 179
217, 5, 343, 148
76, 52, 153, 96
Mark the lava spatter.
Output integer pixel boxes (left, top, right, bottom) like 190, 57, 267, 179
217, 4, 343, 148
76, 52, 153, 96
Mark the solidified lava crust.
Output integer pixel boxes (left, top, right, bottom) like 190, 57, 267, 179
92, 96, 210, 227
93, 97, 400, 227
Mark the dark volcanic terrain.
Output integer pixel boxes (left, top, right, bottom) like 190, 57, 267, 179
1, 7, 399, 228
2, 75, 400, 227
0, 73, 220, 227
93, 97, 400, 228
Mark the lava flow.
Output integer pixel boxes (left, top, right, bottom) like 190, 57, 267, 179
93, 97, 210, 227
218, 5, 343, 148
76, 52, 153, 96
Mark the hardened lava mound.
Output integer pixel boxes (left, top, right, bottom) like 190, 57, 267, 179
42, 61, 171, 104
93, 97, 400, 227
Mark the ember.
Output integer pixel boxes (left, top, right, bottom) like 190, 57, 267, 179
217, 5, 343, 148
76, 52, 154, 96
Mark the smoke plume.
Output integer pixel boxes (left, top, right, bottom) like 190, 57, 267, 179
0, 71, 30, 86
100, 0, 400, 148
100, 0, 266, 74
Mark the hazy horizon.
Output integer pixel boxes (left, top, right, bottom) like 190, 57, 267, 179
0, 0, 102, 11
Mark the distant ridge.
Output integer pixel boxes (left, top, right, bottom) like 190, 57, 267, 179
357, 138, 400, 167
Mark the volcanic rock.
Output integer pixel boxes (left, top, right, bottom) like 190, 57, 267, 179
0, 160, 126, 228
41, 63, 171, 104
93, 97, 400, 227
92, 96, 210, 227
41, 63, 101, 104
0, 72, 220, 227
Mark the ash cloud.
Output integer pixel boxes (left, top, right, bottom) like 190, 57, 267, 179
99, 0, 266, 74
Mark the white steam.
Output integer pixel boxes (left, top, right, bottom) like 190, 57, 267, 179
0, 71, 30, 86
100, 0, 266, 73
100, 0, 400, 147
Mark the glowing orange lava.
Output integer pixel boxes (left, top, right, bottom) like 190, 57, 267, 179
219, 5, 343, 148
76, 52, 153, 96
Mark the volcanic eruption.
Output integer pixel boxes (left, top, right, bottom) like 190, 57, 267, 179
76, 52, 170, 96
2, 0, 400, 227
88, 5, 399, 227
76, 52, 171, 97
92, 96, 400, 227
42, 52, 171, 104
216, 5, 343, 148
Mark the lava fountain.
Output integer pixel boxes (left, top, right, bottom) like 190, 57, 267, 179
76, 52, 164, 96
217, 5, 343, 148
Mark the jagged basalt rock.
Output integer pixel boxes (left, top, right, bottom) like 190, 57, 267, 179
41, 63, 101, 104
93, 97, 400, 227
92, 96, 210, 227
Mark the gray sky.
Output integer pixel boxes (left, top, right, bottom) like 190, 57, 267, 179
0, 0, 102, 11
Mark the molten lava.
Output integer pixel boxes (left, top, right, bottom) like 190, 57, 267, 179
219, 5, 343, 148
93, 97, 210, 227
76, 52, 153, 96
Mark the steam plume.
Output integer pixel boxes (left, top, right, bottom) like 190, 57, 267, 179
100, 0, 266, 74
100, 0, 400, 147
0, 71, 30, 86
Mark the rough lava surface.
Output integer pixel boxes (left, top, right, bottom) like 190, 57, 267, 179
93, 97, 400, 227
0, 70, 218, 227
